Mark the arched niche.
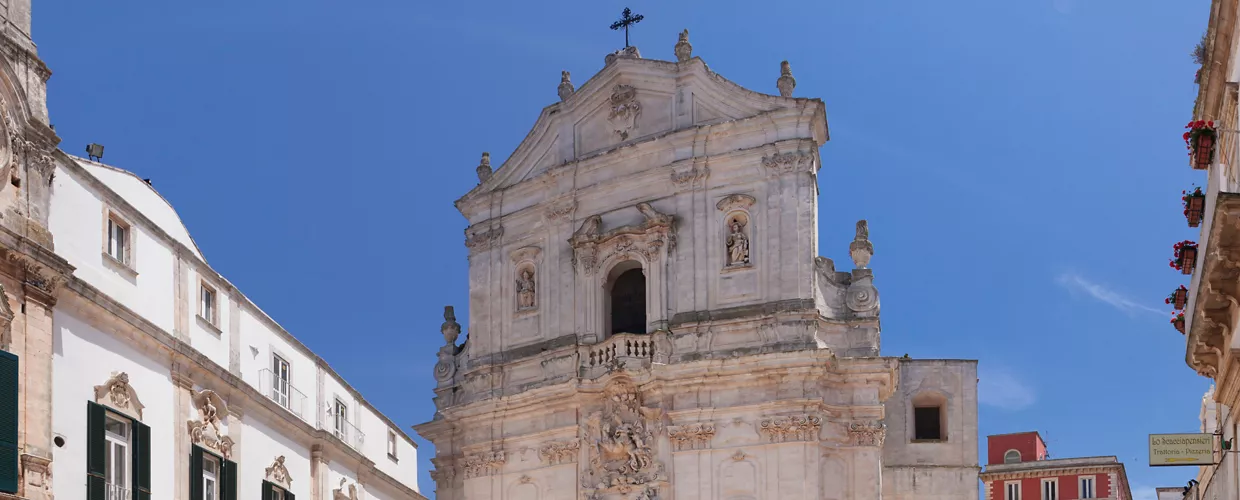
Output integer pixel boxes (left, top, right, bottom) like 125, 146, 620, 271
605, 260, 646, 336
716, 194, 756, 270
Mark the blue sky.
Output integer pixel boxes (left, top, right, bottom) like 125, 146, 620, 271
39, 0, 1210, 497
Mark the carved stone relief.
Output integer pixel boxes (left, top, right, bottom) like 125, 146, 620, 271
608, 85, 643, 141
724, 215, 751, 268
581, 380, 667, 499
570, 204, 674, 276
539, 440, 580, 465
761, 151, 813, 175
462, 450, 507, 479
757, 414, 821, 443
544, 199, 576, 222
516, 267, 537, 311
93, 372, 145, 420
667, 422, 715, 451
186, 389, 234, 459
333, 478, 359, 500
715, 194, 756, 214
264, 455, 292, 490
669, 163, 709, 188
464, 226, 504, 251
848, 421, 886, 447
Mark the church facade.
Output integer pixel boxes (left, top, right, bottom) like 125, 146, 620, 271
0, 3, 423, 500
415, 33, 979, 500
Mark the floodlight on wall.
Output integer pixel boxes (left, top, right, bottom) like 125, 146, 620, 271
85, 143, 104, 162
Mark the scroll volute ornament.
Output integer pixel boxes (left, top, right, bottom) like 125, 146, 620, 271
187, 389, 234, 459
264, 455, 292, 490
570, 203, 675, 275
93, 372, 145, 420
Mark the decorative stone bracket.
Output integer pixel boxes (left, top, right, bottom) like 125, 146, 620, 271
1187, 195, 1240, 380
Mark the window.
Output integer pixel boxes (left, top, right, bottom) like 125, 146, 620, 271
388, 429, 398, 460
606, 263, 646, 335
104, 413, 130, 499
1004, 449, 1022, 464
1079, 476, 1095, 499
199, 283, 217, 326
202, 455, 219, 500
262, 481, 293, 500
1005, 481, 1021, 500
913, 406, 943, 440
106, 216, 129, 264
0, 351, 18, 494
1041, 478, 1057, 500
273, 488, 284, 500
334, 399, 348, 439
271, 354, 291, 408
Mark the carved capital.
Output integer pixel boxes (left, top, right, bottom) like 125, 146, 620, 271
462, 451, 506, 479
757, 414, 821, 443
848, 421, 886, 447
538, 440, 579, 465
667, 422, 716, 451
464, 226, 504, 252
761, 151, 814, 175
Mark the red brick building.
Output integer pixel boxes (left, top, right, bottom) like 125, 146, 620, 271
979, 432, 1132, 500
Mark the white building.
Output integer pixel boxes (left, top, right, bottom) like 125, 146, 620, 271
0, 2, 424, 500
415, 34, 979, 500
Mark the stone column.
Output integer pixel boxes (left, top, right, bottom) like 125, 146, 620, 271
310, 444, 327, 500
18, 280, 54, 500
171, 366, 195, 500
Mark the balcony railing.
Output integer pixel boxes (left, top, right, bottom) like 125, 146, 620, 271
584, 333, 654, 368
324, 405, 365, 449
258, 368, 308, 420
105, 482, 130, 500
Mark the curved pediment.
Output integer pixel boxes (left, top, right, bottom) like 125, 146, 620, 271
456, 55, 828, 215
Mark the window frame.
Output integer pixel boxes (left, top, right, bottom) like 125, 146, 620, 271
201, 453, 220, 500
271, 353, 291, 409
1079, 476, 1096, 499
197, 278, 220, 329
387, 429, 398, 461
912, 405, 945, 441
334, 398, 349, 440
103, 411, 131, 493
102, 209, 136, 272
1005, 480, 1021, 500
272, 487, 285, 500
1003, 449, 1022, 464
1041, 478, 1057, 500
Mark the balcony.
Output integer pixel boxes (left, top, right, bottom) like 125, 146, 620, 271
258, 368, 308, 420
105, 483, 130, 500
324, 405, 365, 449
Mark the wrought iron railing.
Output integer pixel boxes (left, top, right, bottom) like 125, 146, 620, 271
258, 368, 308, 420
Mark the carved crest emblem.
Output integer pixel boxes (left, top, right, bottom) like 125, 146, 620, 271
93, 372, 145, 420
608, 85, 642, 141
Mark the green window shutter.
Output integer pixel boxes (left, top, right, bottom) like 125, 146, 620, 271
0, 351, 17, 495
261, 480, 273, 500
86, 401, 107, 500
286, 489, 295, 500
131, 419, 150, 500
221, 459, 237, 500
189, 446, 204, 500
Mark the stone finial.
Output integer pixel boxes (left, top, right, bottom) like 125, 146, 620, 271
777, 60, 797, 97
674, 29, 693, 62
476, 152, 493, 183
557, 71, 575, 101
441, 306, 461, 345
849, 220, 873, 269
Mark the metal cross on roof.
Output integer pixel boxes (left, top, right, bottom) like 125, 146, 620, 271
609, 8, 644, 48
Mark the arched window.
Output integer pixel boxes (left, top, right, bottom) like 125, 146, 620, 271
606, 262, 646, 335
1004, 449, 1022, 464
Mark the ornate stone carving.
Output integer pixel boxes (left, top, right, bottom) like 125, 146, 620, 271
667, 423, 715, 451
264, 455, 292, 489
731, 450, 748, 462
429, 457, 457, 484
0, 283, 15, 352
669, 164, 709, 188
333, 478, 358, 500
464, 226, 504, 251
761, 151, 813, 175
725, 216, 751, 268
187, 389, 234, 459
608, 84, 643, 141
476, 152, 493, 183
558, 71, 575, 101
538, 440, 580, 465
440, 306, 461, 346
776, 60, 796, 97
674, 29, 693, 62
93, 372, 145, 419
604, 46, 642, 66
849, 220, 874, 269
462, 451, 507, 478
848, 421, 886, 447
715, 194, 756, 213
544, 200, 576, 221
636, 203, 673, 226
516, 267, 537, 311
757, 414, 821, 443
7, 253, 65, 295
570, 205, 674, 275
581, 380, 667, 497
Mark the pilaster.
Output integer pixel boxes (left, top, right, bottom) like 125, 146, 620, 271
171, 364, 195, 500
311, 444, 328, 500
227, 295, 241, 375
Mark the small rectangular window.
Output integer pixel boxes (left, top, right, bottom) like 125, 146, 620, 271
202, 455, 219, 500
200, 284, 216, 325
1041, 478, 1057, 500
1079, 476, 1095, 499
272, 487, 284, 500
106, 217, 129, 264
388, 429, 398, 460
334, 399, 348, 440
913, 406, 943, 440
104, 412, 131, 497
1005, 482, 1021, 500
271, 354, 291, 408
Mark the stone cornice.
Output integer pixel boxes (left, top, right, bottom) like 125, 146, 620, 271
55, 155, 417, 449
979, 464, 1121, 481
61, 276, 427, 500
1185, 193, 1240, 385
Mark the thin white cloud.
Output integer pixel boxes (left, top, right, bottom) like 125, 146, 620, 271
977, 367, 1037, 411
1055, 272, 1164, 317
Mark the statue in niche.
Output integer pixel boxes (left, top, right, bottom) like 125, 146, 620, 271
516, 268, 536, 311
726, 217, 750, 267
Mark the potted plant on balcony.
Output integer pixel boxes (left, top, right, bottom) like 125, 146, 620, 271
1185, 120, 1218, 170
1183, 186, 1206, 227
1166, 285, 1189, 310
1172, 311, 1186, 334
1171, 240, 1199, 275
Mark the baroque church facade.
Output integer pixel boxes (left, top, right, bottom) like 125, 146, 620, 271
415, 33, 980, 500
0, 3, 423, 500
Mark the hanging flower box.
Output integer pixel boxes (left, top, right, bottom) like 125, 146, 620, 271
1172, 312, 1186, 334
1185, 120, 1218, 170
1183, 186, 1206, 227
1166, 285, 1189, 310
1171, 240, 1199, 275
